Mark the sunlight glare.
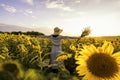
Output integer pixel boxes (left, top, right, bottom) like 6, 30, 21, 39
61, 14, 119, 36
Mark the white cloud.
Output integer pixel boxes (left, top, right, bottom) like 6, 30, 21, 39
91, 0, 101, 5
31, 15, 37, 19
21, 0, 34, 5
21, 9, 33, 16
26, 9, 33, 14
46, 0, 73, 11
22, 9, 37, 19
0, 4, 16, 13
74, 0, 81, 3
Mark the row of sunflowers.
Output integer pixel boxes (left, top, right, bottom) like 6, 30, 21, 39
0, 33, 120, 80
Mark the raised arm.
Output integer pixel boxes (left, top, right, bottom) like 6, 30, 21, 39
62, 27, 91, 39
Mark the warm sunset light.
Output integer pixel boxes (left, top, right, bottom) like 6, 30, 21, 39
60, 14, 120, 36
0, 0, 120, 36
0, 1, 120, 80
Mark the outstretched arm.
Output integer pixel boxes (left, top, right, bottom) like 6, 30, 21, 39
67, 36, 81, 39
62, 36, 81, 39
40, 35, 51, 38
62, 27, 91, 39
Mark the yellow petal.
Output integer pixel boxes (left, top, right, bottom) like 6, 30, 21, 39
76, 65, 87, 75
113, 73, 120, 80
87, 45, 98, 53
76, 60, 84, 65
97, 47, 104, 53
82, 75, 88, 80
85, 72, 99, 80
104, 43, 114, 54
112, 51, 120, 58
80, 50, 92, 57
77, 55, 88, 60
0, 55, 5, 59
102, 41, 109, 49
76, 58, 86, 65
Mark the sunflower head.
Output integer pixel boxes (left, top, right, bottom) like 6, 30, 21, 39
56, 53, 72, 61
0, 60, 24, 79
0, 71, 16, 80
76, 41, 120, 80
56, 55, 67, 62
86, 53, 118, 78
24, 69, 45, 80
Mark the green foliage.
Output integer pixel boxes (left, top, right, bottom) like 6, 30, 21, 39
0, 33, 120, 80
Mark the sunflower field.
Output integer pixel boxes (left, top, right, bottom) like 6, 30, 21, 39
0, 33, 120, 80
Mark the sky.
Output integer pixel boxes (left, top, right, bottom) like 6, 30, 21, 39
0, 0, 120, 36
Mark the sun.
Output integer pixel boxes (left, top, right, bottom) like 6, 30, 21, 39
75, 41, 120, 80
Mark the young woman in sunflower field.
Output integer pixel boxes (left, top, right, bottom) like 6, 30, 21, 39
40, 27, 90, 73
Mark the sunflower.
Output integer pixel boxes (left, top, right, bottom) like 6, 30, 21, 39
0, 71, 16, 80
24, 69, 45, 80
75, 41, 120, 80
56, 54, 72, 61
0, 60, 24, 79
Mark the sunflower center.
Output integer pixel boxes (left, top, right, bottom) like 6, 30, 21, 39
87, 53, 119, 78
2, 63, 19, 76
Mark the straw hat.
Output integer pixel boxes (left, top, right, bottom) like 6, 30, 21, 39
54, 27, 63, 35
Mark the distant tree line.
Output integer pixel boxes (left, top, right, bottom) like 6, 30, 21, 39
0, 31, 44, 36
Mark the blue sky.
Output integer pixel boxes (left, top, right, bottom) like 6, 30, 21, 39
0, 0, 120, 36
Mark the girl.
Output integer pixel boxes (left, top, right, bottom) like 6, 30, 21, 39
41, 27, 81, 73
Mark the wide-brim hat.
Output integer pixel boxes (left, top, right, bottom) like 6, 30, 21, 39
54, 27, 63, 35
